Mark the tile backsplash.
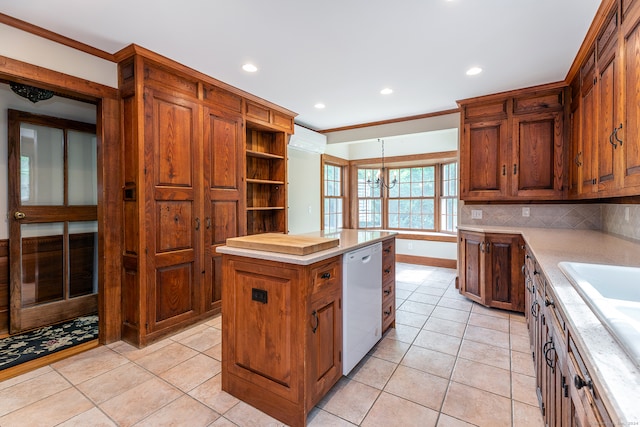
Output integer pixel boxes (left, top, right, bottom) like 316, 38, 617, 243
602, 204, 640, 242
460, 203, 602, 230
460, 203, 640, 243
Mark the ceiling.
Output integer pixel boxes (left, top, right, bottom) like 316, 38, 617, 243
0, 0, 601, 131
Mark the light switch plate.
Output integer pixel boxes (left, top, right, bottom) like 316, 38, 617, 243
522, 207, 530, 217
471, 209, 482, 219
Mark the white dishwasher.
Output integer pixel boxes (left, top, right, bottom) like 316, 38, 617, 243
342, 242, 382, 375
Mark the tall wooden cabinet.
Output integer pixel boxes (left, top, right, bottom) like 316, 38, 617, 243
116, 46, 295, 346
458, 85, 566, 201
569, 0, 640, 198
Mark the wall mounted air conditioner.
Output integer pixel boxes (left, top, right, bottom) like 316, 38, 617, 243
288, 124, 327, 154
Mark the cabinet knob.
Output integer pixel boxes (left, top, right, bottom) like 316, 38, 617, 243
320, 272, 331, 279
574, 374, 592, 390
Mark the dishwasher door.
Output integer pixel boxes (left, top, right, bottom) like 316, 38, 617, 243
342, 242, 382, 375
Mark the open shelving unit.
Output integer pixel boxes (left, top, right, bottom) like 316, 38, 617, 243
245, 123, 287, 235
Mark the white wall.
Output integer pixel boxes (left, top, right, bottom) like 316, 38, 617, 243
287, 146, 322, 234
0, 23, 117, 88
304, 121, 460, 265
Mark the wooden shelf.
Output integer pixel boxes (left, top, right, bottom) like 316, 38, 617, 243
246, 178, 285, 185
247, 206, 285, 211
246, 149, 284, 160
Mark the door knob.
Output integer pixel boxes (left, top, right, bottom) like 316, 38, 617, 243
14, 211, 26, 220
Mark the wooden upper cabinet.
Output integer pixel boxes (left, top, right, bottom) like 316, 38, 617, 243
460, 118, 509, 200
568, 76, 582, 197
596, 8, 620, 194
458, 85, 566, 201
621, 4, 640, 191
579, 50, 599, 196
512, 111, 564, 199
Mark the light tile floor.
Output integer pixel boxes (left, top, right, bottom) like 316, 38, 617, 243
0, 263, 544, 427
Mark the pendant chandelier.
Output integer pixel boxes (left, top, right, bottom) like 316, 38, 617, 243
367, 138, 397, 190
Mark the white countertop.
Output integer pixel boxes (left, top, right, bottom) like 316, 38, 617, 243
216, 229, 397, 265
459, 225, 640, 425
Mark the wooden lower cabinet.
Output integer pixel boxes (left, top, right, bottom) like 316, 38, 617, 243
222, 254, 342, 427
381, 238, 396, 332
524, 247, 613, 427
458, 231, 524, 312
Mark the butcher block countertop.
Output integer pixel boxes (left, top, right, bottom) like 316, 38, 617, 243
225, 233, 340, 255
217, 229, 397, 265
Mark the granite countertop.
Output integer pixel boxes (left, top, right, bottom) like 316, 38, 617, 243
216, 229, 397, 265
459, 225, 640, 425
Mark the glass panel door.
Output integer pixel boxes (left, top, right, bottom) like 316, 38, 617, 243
8, 110, 98, 333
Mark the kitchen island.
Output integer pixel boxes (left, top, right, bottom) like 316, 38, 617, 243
216, 229, 396, 427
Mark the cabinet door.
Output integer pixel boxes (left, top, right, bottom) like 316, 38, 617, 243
484, 234, 524, 312
458, 231, 484, 304
460, 119, 509, 200
621, 7, 640, 191
308, 258, 342, 408
580, 51, 599, 196
144, 87, 201, 333
512, 112, 565, 199
568, 94, 582, 197
203, 106, 245, 313
596, 10, 619, 194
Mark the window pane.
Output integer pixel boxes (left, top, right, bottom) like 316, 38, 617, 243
20, 124, 64, 205
68, 131, 97, 205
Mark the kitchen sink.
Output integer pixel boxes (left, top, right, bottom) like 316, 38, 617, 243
558, 261, 640, 368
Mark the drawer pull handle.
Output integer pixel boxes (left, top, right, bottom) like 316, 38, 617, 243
384, 248, 391, 253
320, 272, 331, 279
383, 309, 392, 317
384, 268, 391, 274
311, 310, 319, 334
544, 297, 555, 307
383, 289, 391, 296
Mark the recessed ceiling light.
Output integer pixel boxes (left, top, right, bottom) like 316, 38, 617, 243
314, 103, 326, 109
466, 67, 483, 76
380, 88, 393, 95
242, 63, 258, 72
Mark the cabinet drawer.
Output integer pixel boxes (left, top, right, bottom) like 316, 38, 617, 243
382, 282, 394, 301
513, 89, 564, 114
310, 259, 341, 296
382, 298, 395, 331
464, 100, 508, 120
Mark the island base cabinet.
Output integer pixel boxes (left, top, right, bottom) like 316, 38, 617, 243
221, 254, 342, 427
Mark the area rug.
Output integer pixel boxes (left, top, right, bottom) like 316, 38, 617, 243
0, 315, 98, 370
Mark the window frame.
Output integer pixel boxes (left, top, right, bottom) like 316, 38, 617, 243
350, 151, 457, 233
321, 154, 349, 230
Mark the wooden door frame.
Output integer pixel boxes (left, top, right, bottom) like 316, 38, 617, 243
1, 54, 122, 344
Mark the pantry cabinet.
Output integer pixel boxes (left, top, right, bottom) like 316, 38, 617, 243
458, 85, 566, 201
458, 230, 524, 312
116, 46, 294, 346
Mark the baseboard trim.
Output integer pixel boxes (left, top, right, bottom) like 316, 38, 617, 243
396, 254, 457, 269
